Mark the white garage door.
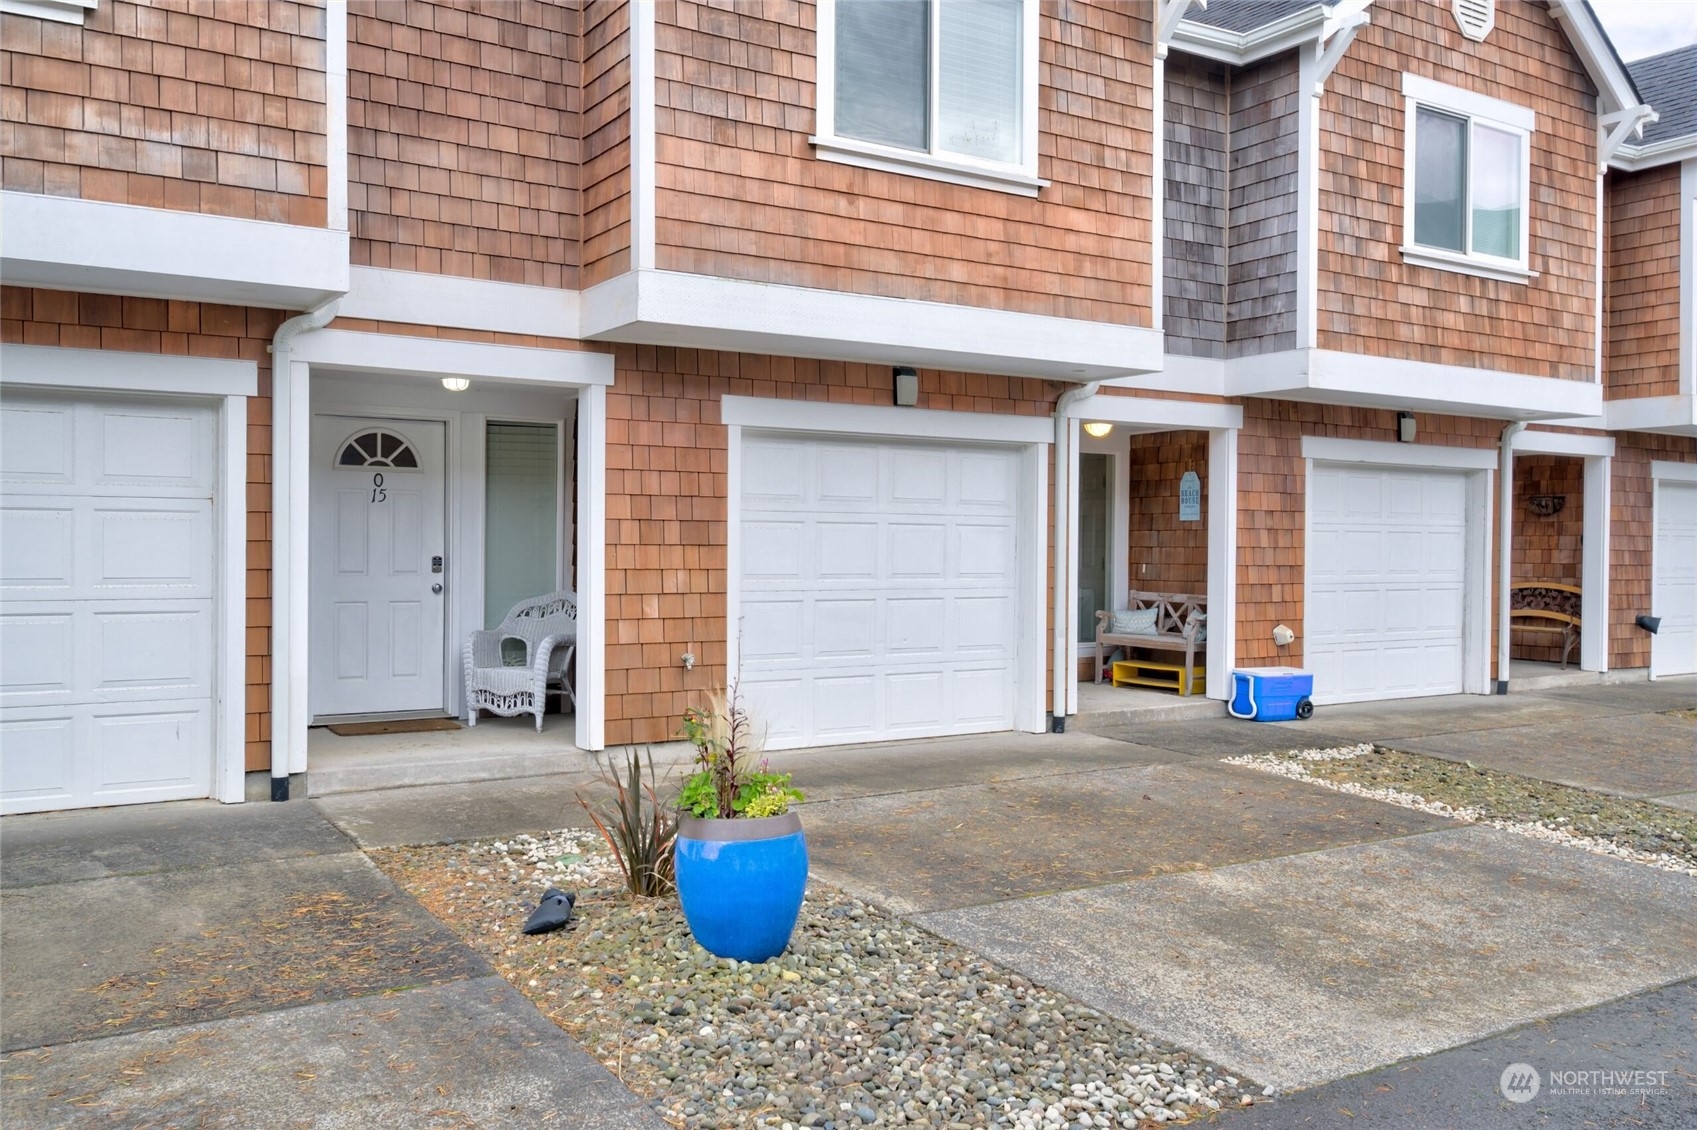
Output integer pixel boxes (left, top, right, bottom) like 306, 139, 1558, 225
739, 434, 1024, 749
1652, 479, 1696, 678
1307, 464, 1470, 703
1, 393, 218, 814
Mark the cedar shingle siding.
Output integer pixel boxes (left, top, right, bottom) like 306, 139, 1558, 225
1604, 164, 1683, 401
1163, 56, 1227, 358
1226, 52, 1299, 356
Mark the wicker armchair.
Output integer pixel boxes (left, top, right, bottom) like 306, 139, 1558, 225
464, 591, 578, 730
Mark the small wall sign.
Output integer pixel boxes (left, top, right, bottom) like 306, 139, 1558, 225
1179, 471, 1202, 522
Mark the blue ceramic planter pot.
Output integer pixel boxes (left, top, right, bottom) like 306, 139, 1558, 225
675, 812, 807, 963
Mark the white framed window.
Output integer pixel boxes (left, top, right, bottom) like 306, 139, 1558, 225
1400, 73, 1536, 284
813, 0, 1045, 197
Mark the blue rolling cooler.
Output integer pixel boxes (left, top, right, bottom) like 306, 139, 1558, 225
1228, 667, 1314, 722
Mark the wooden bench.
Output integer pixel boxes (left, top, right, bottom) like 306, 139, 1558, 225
1094, 591, 1206, 696
1510, 582, 1581, 669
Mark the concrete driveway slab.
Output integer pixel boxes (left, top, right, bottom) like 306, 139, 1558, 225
2, 852, 487, 1052
1081, 717, 1360, 757
803, 761, 1451, 914
0, 800, 354, 889
1, 976, 670, 1129
915, 826, 1697, 1092
1289, 692, 1643, 741
1230, 979, 1697, 1129
315, 771, 601, 849
1387, 712, 1697, 799
1530, 678, 1695, 713
1650, 792, 1697, 814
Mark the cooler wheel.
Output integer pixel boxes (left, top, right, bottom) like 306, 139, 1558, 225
1294, 697, 1314, 720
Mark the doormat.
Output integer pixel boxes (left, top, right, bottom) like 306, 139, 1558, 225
326, 718, 463, 737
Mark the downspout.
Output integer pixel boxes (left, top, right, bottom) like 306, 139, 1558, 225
1495, 421, 1526, 694
267, 298, 341, 799
1051, 380, 1103, 730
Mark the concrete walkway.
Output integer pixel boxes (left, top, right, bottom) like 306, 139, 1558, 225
4, 679, 1693, 1127
0, 801, 668, 1128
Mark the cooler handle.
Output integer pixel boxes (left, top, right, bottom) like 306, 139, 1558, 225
1227, 671, 1257, 719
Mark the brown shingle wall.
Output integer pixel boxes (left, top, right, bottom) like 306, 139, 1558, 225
580, 0, 631, 287
0, 1, 327, 224
652, 0, 1154, 324
1, 285, 285, 773
1126, 430, 1210, 595
1603, 165, 1682, 401
1163, 55, 1227, 357
1235, 402, 1506, 671
1610, 433, 1697, 669
605, 348, 1065, 744
1510, 453, 1584, 664
347, 0, 581, 287
1318, 1, 1597, 380
1227, 51, 1299, 357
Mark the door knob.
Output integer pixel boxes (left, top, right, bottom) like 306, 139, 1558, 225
431, 583, 443, 594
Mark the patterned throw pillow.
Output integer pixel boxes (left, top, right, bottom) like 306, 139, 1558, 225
1191, 611, 1207, 643
1110, 607, 1158, 635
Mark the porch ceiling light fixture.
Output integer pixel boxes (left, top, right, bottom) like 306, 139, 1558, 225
441, 377, 471, 392
1082, 421, 1114, 438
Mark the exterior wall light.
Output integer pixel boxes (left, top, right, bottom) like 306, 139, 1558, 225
441, 377, 471, 392
1397, 412, 1416, 443
1082, 421, 1114, 438
1636, 615, 1661, 634
893, 366, 919, 406
1272, 624, 1296, 646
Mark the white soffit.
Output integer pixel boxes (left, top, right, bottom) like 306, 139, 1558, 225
1, 192, 348, 309
1225, 349, 1603, 421
1069, 392, 1242, 430
342, 267, 580, 338
580, 270, 1164, 383
293, 329, 614, 386
1602, 395, 1697, 437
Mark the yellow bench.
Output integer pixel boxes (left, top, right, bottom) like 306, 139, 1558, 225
1111, 658, 1205, 697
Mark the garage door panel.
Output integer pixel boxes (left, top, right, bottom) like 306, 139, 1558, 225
97, 410, 204, 486
957, 523, 1014, 576
0, 713, 78, 811
959, 452, 1018, 507
0, 613, 73, 699
1, 403, 74, 484
745, 442, 808, 501
94, 609, 211, 694
1652, 480, 1696, 677
90, 703, 211, 796
94, 504, 213, 594
744, 520, 807, 579
0, 507, 74, 593
956, 596, 1012, 653
889, 524, 947, 578
888, 450, 947, 503
1309, 463, 1470, 703
887, 671, 944, 729
886, 597, 944, 654
814, 674, 877, 739
817, 522, 876, 577
818, 447, 878, 501
953, 667, 1012, 724
814, 599, 876, 658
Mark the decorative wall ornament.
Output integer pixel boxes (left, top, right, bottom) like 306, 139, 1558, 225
1527, 494, 1566, 518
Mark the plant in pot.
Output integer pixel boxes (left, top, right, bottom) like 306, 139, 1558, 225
674, 689, 806, 963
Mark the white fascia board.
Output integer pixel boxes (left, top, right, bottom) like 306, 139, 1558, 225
1547, 0, 1647, 118
342, 267, 580, 338
292, 329, 614, 386
1513, 429, 1616, 457
1301, 435, 1499, 471
1169, 6, 1330, 64
581, 270, 1165, 383
1611, 137, 1697, 172
1223, 348, 1603, 420
1068, 393, 1242, 431
720, 395, 1052, 445
0, 343, 257, 397
1602, 395, 1697, 436
1651, 460, 1697, 483
1100, 352, 1227, 395
0, 191, 348, 309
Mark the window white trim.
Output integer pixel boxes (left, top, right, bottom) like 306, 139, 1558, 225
0, 0, 95, 24
720, 395, 1052, 445
1300, 435, 1499, 471
812, 0, 1045, 197
1400, 73, 1534, 280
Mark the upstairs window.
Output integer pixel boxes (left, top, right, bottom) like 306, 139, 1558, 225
815, 0, 1043, 196
1401, 74, 1534, 283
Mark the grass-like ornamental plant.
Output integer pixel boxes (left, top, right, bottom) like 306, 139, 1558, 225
678, 690, 804, 819
576, 748, 677, 897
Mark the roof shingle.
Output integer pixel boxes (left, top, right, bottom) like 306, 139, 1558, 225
1627, 45, 1697, 145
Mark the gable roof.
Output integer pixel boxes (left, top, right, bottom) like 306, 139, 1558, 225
1628, 45, 1697, 145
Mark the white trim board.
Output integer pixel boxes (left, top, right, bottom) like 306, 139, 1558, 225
1601, 396, 1697, 437
1681, 159, 1696, 397
0, 191, 348, 310
1067, 393, 1243, 430
0, 344, 258, 398
1301, 435, 1498, 471
1651, 461, 1697, 484
1514, 430, 1615, 457
629, 0, 657, 273
720, 395, 1053, 445
293, 329, 614, 386
581, 270, 1164, 383
326, 0, 348, 234
341, 267, 581, 339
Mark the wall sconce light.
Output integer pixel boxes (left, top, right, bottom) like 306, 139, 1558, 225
1636, 614, 1661, 634
1527, 494, 1565, 517
441, 377, 471, 392
1397, 411, 1416, 443
1082, 421, 1114, 439
1272, 624, 1296, 646
893, 366, 919, 407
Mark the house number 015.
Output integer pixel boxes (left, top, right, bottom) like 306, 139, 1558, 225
370, 472, 388, 503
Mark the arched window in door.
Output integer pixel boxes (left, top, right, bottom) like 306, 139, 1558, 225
334, 429, 420, 469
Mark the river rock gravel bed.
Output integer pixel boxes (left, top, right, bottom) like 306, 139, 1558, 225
372, 831, 1256, 1129
1224, 743, 1697, 877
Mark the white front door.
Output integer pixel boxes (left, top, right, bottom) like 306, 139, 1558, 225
310, 417, 447, 717
738, 433, 1023, 750
1307, 463, 1470, 703
1, 392, 218, 814
1652, 479, 1696, 678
